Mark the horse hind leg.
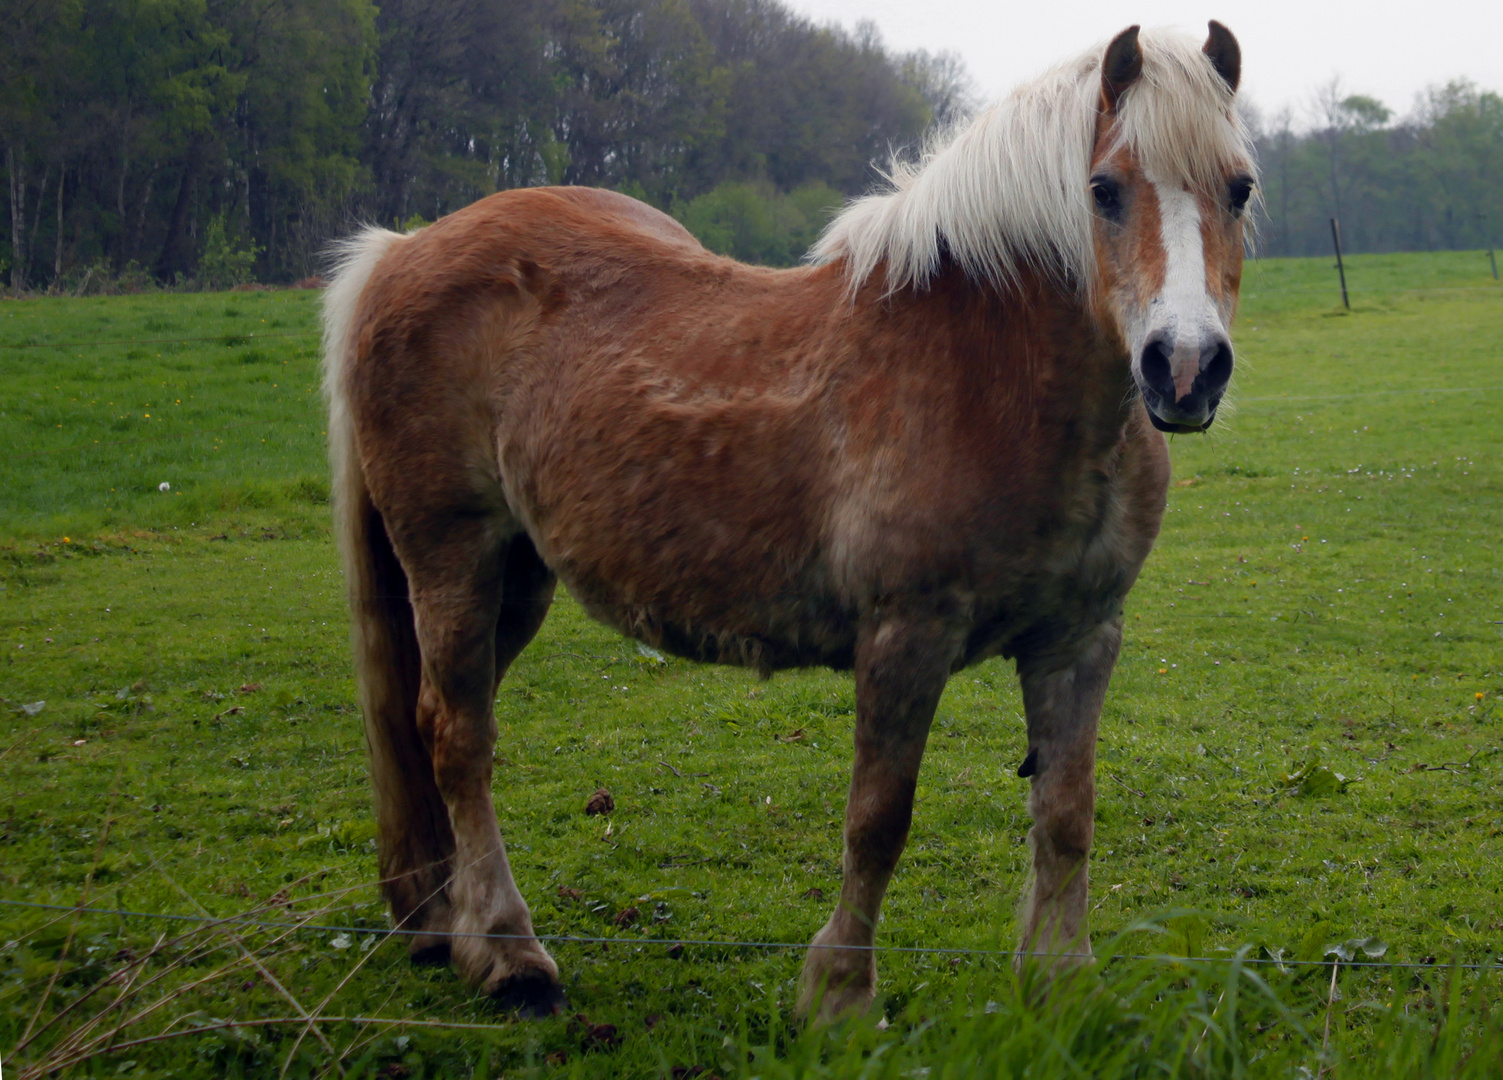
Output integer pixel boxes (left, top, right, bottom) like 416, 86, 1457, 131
404, 518, 564, 1015
347, 496, 456, 963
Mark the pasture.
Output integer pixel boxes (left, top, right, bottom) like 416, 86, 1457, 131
2, 250, 1502, 1076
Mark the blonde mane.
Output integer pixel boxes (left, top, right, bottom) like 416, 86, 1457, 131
811, 28, 1257, 293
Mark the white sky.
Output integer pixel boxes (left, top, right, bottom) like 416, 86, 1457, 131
786, 1, 1503, 122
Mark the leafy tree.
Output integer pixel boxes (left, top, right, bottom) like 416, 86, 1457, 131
1252, 81, 1503, 256
196, 210, 260, 288
6, 0, 1498, 287
0, 0, 85, 289
675, 178, 840, 264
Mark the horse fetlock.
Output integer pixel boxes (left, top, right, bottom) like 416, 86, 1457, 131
382, 854, 451, 910
797, 924, 878, 1021
455, 926, 555, 981
800, 974, 878, 1024
1019, 881, 1093, 966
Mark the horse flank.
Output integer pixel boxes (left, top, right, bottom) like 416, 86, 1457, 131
812, 28, 1256, 295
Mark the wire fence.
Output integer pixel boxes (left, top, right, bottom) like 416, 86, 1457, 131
1, 331, 318, 349
3, 898, 1499, 974
5, 419, 310, 464
1242, 283, 1502, 297
1237, 385, 1503, 403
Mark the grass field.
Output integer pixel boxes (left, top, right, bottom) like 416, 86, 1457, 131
2, 250, 1502, 1077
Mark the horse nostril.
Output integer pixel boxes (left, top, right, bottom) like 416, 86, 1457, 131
1138, 337, 1175, 399
1199, 340, 1233, 393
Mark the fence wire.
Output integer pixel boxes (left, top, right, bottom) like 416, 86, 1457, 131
3, 898, 1498, 973
2, 331, 317, 349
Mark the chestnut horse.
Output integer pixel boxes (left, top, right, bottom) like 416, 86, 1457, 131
323, 23, 1255, 1020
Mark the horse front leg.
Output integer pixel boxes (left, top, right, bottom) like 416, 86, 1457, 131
797, 615, 960, 1022
1015, 620, 1121, 969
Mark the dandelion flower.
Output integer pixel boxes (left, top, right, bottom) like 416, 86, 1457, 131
158, 482, 171, 492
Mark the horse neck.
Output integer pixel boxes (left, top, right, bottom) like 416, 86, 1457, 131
855, 264, 1135, 451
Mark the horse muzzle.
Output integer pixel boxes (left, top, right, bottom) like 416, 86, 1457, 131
1135, 332, 1232, 433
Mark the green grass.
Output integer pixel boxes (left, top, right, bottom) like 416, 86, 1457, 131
0, 289, 328, 537
2, 253, 1502, 1077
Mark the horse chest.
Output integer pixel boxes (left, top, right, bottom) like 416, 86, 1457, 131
963, 455, 1151, 665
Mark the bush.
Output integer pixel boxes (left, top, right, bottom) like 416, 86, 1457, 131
197, 214, 262, 291
56, 258, 157, 296
675, 181, 845, 266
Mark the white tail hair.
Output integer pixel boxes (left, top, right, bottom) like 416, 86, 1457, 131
322, 225, 405, 526
812, 28, 1256, 294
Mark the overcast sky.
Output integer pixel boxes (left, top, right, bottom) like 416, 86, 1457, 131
785, 1, 1502, 122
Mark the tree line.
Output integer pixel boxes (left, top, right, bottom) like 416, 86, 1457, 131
2, 1, 1497, 291
1249, 80, 1503, 258
0, 0, 967, 289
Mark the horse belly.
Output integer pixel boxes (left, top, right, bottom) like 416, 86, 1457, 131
498, 352, 858, 673
548, 537, 859, 674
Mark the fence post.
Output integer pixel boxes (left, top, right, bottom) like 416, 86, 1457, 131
1481, 212, 1499, 281
1329, 217, 1350, 309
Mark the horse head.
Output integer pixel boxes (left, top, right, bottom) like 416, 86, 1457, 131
1088, 22, 1254, 433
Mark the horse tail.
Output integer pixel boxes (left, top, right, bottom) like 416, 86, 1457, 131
323, 227, 454, 918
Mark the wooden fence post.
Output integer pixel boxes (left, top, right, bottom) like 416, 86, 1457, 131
1329, 217, 1350, 310
1481, 212, 1499, 281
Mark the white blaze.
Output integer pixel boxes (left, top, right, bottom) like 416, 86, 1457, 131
1154, 181, 1207, 328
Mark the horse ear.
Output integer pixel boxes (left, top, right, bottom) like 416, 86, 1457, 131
1203, 21, 1241, 92
1101, 26, 1142, 110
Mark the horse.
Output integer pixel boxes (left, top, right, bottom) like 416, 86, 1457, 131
322, 22, 1255, 1021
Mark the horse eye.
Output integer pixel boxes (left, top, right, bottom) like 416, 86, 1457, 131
1090, 177, 1123, 219
1228, 177, 1254, 215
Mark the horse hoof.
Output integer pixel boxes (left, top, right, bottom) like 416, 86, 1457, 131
407, 935, 452, 966
492, 969, 569, 1018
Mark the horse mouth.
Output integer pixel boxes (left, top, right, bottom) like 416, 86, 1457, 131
1146, 404, 1217, 434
